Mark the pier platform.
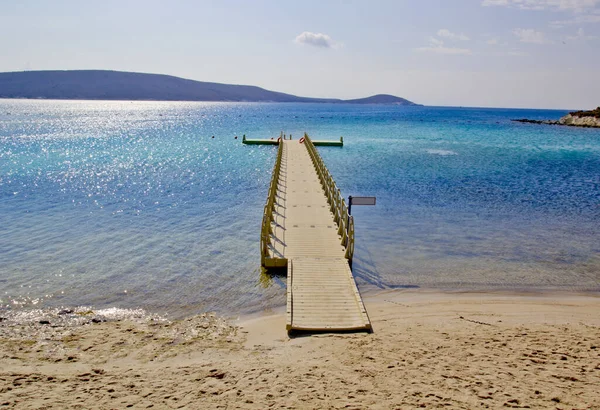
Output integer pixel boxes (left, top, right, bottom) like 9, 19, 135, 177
243, 134, 343, 146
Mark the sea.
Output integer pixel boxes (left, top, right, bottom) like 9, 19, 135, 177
1, 100, 599, 319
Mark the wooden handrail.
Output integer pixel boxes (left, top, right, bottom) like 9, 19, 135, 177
261, 140, 284, 266
345, 216, 355, 262
304, 133, 354, 264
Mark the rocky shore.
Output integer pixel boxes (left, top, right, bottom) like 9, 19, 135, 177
513, 107, 600, 128
559, 112, 600, 127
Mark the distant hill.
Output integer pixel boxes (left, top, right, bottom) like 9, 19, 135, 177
343, 94, 415, 105
0, 70, 419, 105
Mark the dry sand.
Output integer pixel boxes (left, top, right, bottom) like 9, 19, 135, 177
1, 290, 599, 409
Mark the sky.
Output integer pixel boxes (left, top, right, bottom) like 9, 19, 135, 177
1, 0, 599, 109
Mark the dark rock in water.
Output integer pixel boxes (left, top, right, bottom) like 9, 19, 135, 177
39, 320, 51, 325
58, 309, 74, 315
91, 317, 105, 323
511, 118, 559, 125
0, 317, 6, 322
512, 111, 600, 128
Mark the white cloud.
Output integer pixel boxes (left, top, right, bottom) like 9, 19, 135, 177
485, 0, 600, 26
428, 36, 444, 47
482, 0, 510, 6
416, 47, 473, 55
566, 27, 599, 39
486, 49, 530, 56
437, 29, 470, 41
513, 28, 548, 43
482, 0, 600, 11
416, 37, 472, 55
294, 32, 335, 48
485, 36, 510, 46
550, 12, 600, 26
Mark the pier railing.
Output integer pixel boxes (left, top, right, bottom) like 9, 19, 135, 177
260, 140, 284, 265
303, 134, 355, 263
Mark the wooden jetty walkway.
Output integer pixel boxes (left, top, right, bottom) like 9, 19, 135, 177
259, 134, 371, 333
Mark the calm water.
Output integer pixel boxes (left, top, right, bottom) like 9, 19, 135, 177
1, 100, 599, 318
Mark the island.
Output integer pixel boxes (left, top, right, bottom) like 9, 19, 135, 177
0, 70, 419, 105
513, 107, 600, 128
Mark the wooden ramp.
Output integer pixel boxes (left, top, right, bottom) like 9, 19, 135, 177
260, 135, 371, 333
287, 258, 370, 331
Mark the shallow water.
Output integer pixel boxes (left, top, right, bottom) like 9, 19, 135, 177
1, 100, 599, 318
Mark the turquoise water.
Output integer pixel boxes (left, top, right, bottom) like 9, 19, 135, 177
1, 100, 599, 318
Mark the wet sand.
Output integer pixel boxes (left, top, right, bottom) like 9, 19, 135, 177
1, 290, 599, 409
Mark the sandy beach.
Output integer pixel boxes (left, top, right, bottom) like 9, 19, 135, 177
1, 290, 599, 409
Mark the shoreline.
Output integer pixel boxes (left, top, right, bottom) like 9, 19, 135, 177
512, 117, 600, 128
237, 286, 600, 322
2, 289, 599, 408
3, 285, 600, 324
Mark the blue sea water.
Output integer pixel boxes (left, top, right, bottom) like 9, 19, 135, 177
1, 100, 599, 318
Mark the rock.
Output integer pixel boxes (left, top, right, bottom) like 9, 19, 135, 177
207, 371, 226, 379
511, 119, 558, 125
558, 113, 600, 127
512, 112, 600, 128
39, 320, 51, 325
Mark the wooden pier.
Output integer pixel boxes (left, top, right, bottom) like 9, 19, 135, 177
259, 134, 371, 333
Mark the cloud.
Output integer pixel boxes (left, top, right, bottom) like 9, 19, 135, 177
482, 0, 510, 6
437, 29, 470, 41
428, 36, 444, 47
416, 37, 472, 55
294, 32, 335, 48
416, 46, 473, 55
485, 35, 510, 46
415, 30, 472, 54
513, 28, 548, 43
566, 27, 599, 39
483, 47, 530, 56
484, 0, 600, 26
482, 0, 600, 11
550, 12, 600, 26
